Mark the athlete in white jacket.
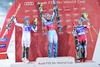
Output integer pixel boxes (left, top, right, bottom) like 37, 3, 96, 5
13, 16, 37, 61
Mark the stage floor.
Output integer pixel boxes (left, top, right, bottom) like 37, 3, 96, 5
0, 44, 15, 67
11, 60, 100, 67
0, 41, 100, 67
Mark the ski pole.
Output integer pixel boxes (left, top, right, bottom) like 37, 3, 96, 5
82, 13, 94, 42
88, 28, 93, 42
91, 26, 98, 35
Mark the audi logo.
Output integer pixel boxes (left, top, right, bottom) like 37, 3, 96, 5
24, 2, 34, 6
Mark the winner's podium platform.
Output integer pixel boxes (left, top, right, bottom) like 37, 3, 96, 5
11, 57, 100, 67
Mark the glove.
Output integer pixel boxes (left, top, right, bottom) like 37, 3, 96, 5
82, 13, 88, 19
58, 27, 62, 32
34, 18, 37, 25
39, 3, 43, 7
34, 18, 37, 22
12, 15, 16, 19
33, 18, 37, 29
12, 15, 16, 21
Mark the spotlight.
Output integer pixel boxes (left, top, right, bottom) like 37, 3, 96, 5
9, 2, 13, 6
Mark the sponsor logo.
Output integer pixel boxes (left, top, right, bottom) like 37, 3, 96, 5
0, 44, 6, 48
0, 38, 8, 41
38, 61, 73, 65
24, 2, 34, 6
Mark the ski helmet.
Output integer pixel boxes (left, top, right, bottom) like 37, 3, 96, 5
45, 14, 51, 20
46, 14, 50, 17
24, 17, 29, 21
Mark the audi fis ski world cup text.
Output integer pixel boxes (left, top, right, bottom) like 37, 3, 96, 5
24, 0, 86, 6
